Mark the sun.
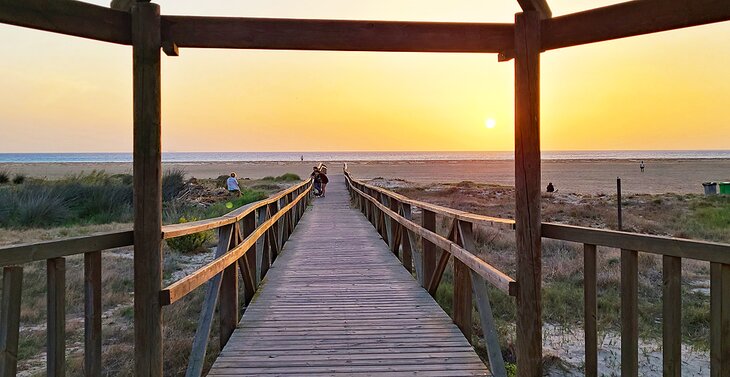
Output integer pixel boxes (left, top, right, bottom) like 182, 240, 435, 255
485, 118, 496, 129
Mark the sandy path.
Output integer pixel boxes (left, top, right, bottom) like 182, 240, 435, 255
3, 159, 729, 194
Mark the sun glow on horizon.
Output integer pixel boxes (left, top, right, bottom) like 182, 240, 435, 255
485, 118, 497, 129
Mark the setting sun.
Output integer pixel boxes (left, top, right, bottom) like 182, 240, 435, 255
485, 118, 496, 129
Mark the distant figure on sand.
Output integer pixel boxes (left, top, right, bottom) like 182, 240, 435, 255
227, 173, 241, 197
640, 161, 645, 172
300, 155, 304, 162
546, 182, 555, 193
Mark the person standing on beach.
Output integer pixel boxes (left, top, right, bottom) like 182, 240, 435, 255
227, 172, 241, 197
640, 161, 645, 172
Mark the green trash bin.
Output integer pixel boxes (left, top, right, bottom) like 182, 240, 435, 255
720, 182, 730, 194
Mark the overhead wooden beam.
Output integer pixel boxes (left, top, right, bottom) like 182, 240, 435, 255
161, 16, 514, 53
0, 0, 131, 44
542, 0, 730, 51
516, 0, 552, 19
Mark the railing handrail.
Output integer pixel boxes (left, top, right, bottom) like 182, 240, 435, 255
344, 168, 515, 230
345, 166, 730, 264
0, 179, 311, 266
160, 185, 311, 305
162, 179, 310, 239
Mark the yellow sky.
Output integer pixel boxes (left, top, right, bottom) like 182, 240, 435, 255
1, 0, 729, 152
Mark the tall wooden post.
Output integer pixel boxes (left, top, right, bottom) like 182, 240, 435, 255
132, 2, 163, 376
514, 11, 542, 377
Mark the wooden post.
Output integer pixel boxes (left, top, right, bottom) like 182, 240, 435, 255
84, 251, 102, 377
132, 3, 163, 376
220, 224, 240, 348
47, 257, 66, 376
0, 267, 22, 377
514, 10, 542, 377
583, 244, 597, 377
257, 206, 270, 280
421, 209, 437, 289
399, 203, 414, 274
617, 177, 623, 230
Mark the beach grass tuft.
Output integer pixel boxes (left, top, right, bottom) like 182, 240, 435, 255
0, 170, 10, 184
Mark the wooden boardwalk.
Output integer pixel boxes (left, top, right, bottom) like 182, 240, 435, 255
208, 176, 490, 376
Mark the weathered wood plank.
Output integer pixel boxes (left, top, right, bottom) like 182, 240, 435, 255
662, 255, 681, 377
47, 257, 66, 376
162, 15, 512, 53
514, 11, 543, 377
542, 0, 730, 51
0, 0, 131, 44
132, 3, 163, 376
710, 262, 730, 377
0, 267, 22, 377
84, 251, 102, 377
621, 249, 639, 377
583, 244, 597, 377
219, 224, 239, 349
208, 176, 488, 375
422, 209, 437, 289
0, 231, 132, 267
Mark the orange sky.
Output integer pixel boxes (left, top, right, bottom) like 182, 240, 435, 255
1, 0, 729, 153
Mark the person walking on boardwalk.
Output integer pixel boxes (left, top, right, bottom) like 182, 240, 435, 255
227, 172, 241, 197
319, 167, 329, 197
311, 166, 322, 197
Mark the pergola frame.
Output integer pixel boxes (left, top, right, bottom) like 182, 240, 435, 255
1, 0, 729, 376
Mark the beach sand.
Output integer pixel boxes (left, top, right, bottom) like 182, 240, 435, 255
4, 159, 729, 194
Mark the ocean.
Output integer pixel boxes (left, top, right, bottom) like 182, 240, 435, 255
0, 150, 728, 163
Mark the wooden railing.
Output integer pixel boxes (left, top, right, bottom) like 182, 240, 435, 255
344, 167, 515, 377
344, 165, 730, 377
0, 180, 312, 376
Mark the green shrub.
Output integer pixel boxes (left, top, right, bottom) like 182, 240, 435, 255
14, 186, 72, 227
262, 176, 276, 181
12, 174, 25, 185
163, 169, 186, 201
110, 173, 133, 185
0, 171, 9, 184
276, 173, 301, 181
166, 217, 213, 253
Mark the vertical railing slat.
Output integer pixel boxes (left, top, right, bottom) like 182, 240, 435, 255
662, 255, 681, 377
47, 257, 66, 376
0, 267, 23, 377
421, 209, 437, 289
583, 244, 597, 377
220, 223, 240, 348
710, 262, 730, 377
185, 224, 233, 377
84, 251, 102, 377
241, 213, 257, 305
452, 221, 472, 341
621, 249, 639, 377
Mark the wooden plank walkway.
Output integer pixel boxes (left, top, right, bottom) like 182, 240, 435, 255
208, 175, 490, 376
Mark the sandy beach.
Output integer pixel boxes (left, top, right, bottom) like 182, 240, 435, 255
3, 159, 729, 194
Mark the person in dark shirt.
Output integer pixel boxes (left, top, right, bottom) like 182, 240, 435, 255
310, 167, 322, 196
319, 169, 329, 197
546, 182, 555, 193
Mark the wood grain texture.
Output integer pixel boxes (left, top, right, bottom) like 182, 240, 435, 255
422, 209, 437, 290
621, 249, 639, 377
542, 222, 730, 263
0, 231, 133, 267
47, 257, 66, 376
662, 255, 681, 377
208, 176, 489, 376
710, 262, 730, 377
219, 224, 239, 349
132, 4, 163, 376
0, 0, 131, 44
84, 251, 102, 377
0, 267, 22, 377
542, 0, 730, 51
583, 244, 597, 377
514, 11, 543, 377
162, 16, 512, 53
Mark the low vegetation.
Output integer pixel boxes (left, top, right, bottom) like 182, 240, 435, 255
0, 171, 301, 375
377, 180, 729, 372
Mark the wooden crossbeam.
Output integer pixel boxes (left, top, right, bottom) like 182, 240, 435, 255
161, 16, 514, 53
0, 0, 131, 44
542, 0, 730, 51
